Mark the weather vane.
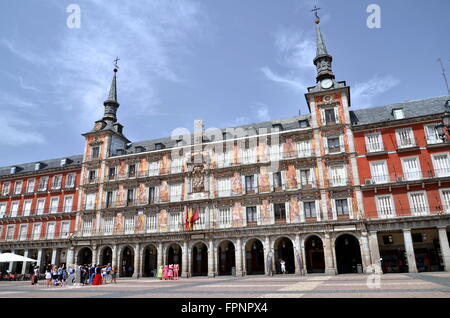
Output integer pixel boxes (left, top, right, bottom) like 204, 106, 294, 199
113, 57, 120, 72
311, 5, 321, 24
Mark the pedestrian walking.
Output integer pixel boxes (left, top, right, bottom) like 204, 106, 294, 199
280, 259, 286, 274
45, 269, 52, 287
111, 266, 118, 284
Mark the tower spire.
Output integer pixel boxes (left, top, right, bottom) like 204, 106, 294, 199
103, 58, 120, 123
311, 7, 335, 83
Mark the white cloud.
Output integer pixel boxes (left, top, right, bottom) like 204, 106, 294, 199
252, 102, 270, 121
352, 74, 400, 107
261, 66, 306, 92
0, 113, 46, 146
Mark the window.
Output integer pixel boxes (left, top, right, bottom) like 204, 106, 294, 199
108, 167, 116, 180
38, 177, 48, 191
103, 217, 114, 235
124, 216, 135, 234
272, 124, 283, 132
14, 180, 22, 194
408, 191, 429, 216
65, 174, 75, 188
32, 223, 41, 240
36, 199, 45, 215
432, 153, 450, 177
155, 143, 165, 150
324, 108, 337, 124
376, 195, 395, 218
171, 157, 183, 174
19, 224, 27, 241
23, 200, 32, 216
439, 189, 450, 213
425, 124, 442, 144
63, 196, 73, 212
401, 157, 422, 181
169, 212, 181, 232
11, 201, 19, 217
217, 150, 231, 168
370, 161, 389, 184
6, 225, 15, 240
335, 199, 349, 216
274, 203, 286, 222
88, 170, 96, 183
2, 182, 10, 195
52, 175, 62, 189
269, 144, 281, 161
304, 202, 316, 218
149, 161, 160, 176
50, 197, 59, 213
327, 137, 340, 153
91, 146, 100, 159
273, 172, 283, 189
0, 203, 6, 218
245, 175, 256, 194
329, 164, 347, 187
128, 164, 136, 178
392, 108, 405, 120
105, 191, 113, 208
26, 178, 35, 192
299, 120, 309, 128
246, 206, 257, 223
85, 193, 96, 210
300, 169, 314, 188
47, 222, 55, 239
82, 219, 92, 236
396, 128, 415, 148
217, 177, 231, 197
61, 222, 70, 238
146, 214, 157, 232
297, 140, 311, 157
219, 208, 231, 228
242, 147, 256, 164
169, 183, 182, 202
148, 187, 156, 203
365, 133, 384, 153
127, 189, 135, 206
193, 208, 206, 230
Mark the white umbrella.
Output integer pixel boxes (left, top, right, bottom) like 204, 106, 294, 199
0, 253, 38, 263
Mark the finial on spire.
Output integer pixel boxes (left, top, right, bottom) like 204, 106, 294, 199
113, 57, 120, 73
311, 5, 321, 24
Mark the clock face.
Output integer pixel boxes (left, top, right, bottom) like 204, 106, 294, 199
321, 79, 333, 89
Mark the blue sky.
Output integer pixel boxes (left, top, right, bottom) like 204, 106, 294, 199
0, 0, 449, 166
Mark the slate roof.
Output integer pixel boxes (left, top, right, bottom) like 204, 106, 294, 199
0, 155, 83, 178
350, 96, 450, 126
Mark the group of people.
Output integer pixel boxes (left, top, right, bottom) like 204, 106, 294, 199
30, 263, 118, 287
157, 264, 180, 280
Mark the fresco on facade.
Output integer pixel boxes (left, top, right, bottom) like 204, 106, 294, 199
114, 214, 123, 234
118, 160, 126, 177
137, 183, 147, 204
231, 144, 240, 165
231, 172, 242, 195
136, 214, 145, 233
160, 155, 170, 174
289, 197, 300, 223
286, 165, 298, 189
284, 137, 297, 157
77, 217, 83, 234
138, 158, 148, 176
257, 141, 268, 162
210, 149, 217, 169
232, 202, 243, 227
258, 166, 270, 192
158, 209, 168, 232
116, 185, 125, 206
160, 181, 169, 202
260, 199, 272, 225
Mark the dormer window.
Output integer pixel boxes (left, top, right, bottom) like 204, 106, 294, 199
392, 108, 405, 120
135, 146, 145, 153
10, 167, 17, 174
299, 120, 310, 128
272, 124, 283, 132
60, 158, 68, 166
155, 143, 165, 150
35, 163, 43, 171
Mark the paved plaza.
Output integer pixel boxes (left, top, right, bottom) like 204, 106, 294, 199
0, 272, 449, 298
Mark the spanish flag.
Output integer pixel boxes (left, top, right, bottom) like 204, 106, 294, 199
184, 206, 190, 231
188, 207, 194, 230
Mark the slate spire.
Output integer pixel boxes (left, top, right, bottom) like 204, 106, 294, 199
103, 65, 120, 123
313, 17, 335, 82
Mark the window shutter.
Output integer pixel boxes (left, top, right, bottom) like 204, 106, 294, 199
324, 137, 329, 154
331, 199, 337, 220
269, 172, 274, 190
321, 109, 326, 125
299, 201, 305, 222
253, 174, 258, 193
339, 134, 345, 152
334, 108, 340, 124
348, 198, 353, 219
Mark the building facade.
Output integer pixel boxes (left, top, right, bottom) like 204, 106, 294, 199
1, 18, 449, 278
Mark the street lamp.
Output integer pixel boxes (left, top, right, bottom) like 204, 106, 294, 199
436, 107, 450, 142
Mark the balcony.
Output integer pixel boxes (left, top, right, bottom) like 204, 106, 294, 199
0, 231, 74, 242
328, 177, 349, 188
366, 142, 385, 155
396, 136, 419, 152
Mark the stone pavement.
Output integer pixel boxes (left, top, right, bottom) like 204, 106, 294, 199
0, 272, 449, 298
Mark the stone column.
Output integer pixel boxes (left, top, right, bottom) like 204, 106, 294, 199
37, 249, 43, 270
111, 245, 118, 269
92, 245, 98, 265
360, 232, 372, 273
51, 248, 58, 266
157, 242, 163, 269
438, 227, 450, 272
235, 238, 243, 276
323, 233, 336, 275
133, 243, 141, 279
368, 231, 381, 271
403, 229, 418, 273
264, 236, 271, 275
67, 247, 75, 267
182, 241, 188, 278
208, 239, 215, 277
8, 249, 15, 272
294, 234, 302, 275
22, 250, 29, 274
